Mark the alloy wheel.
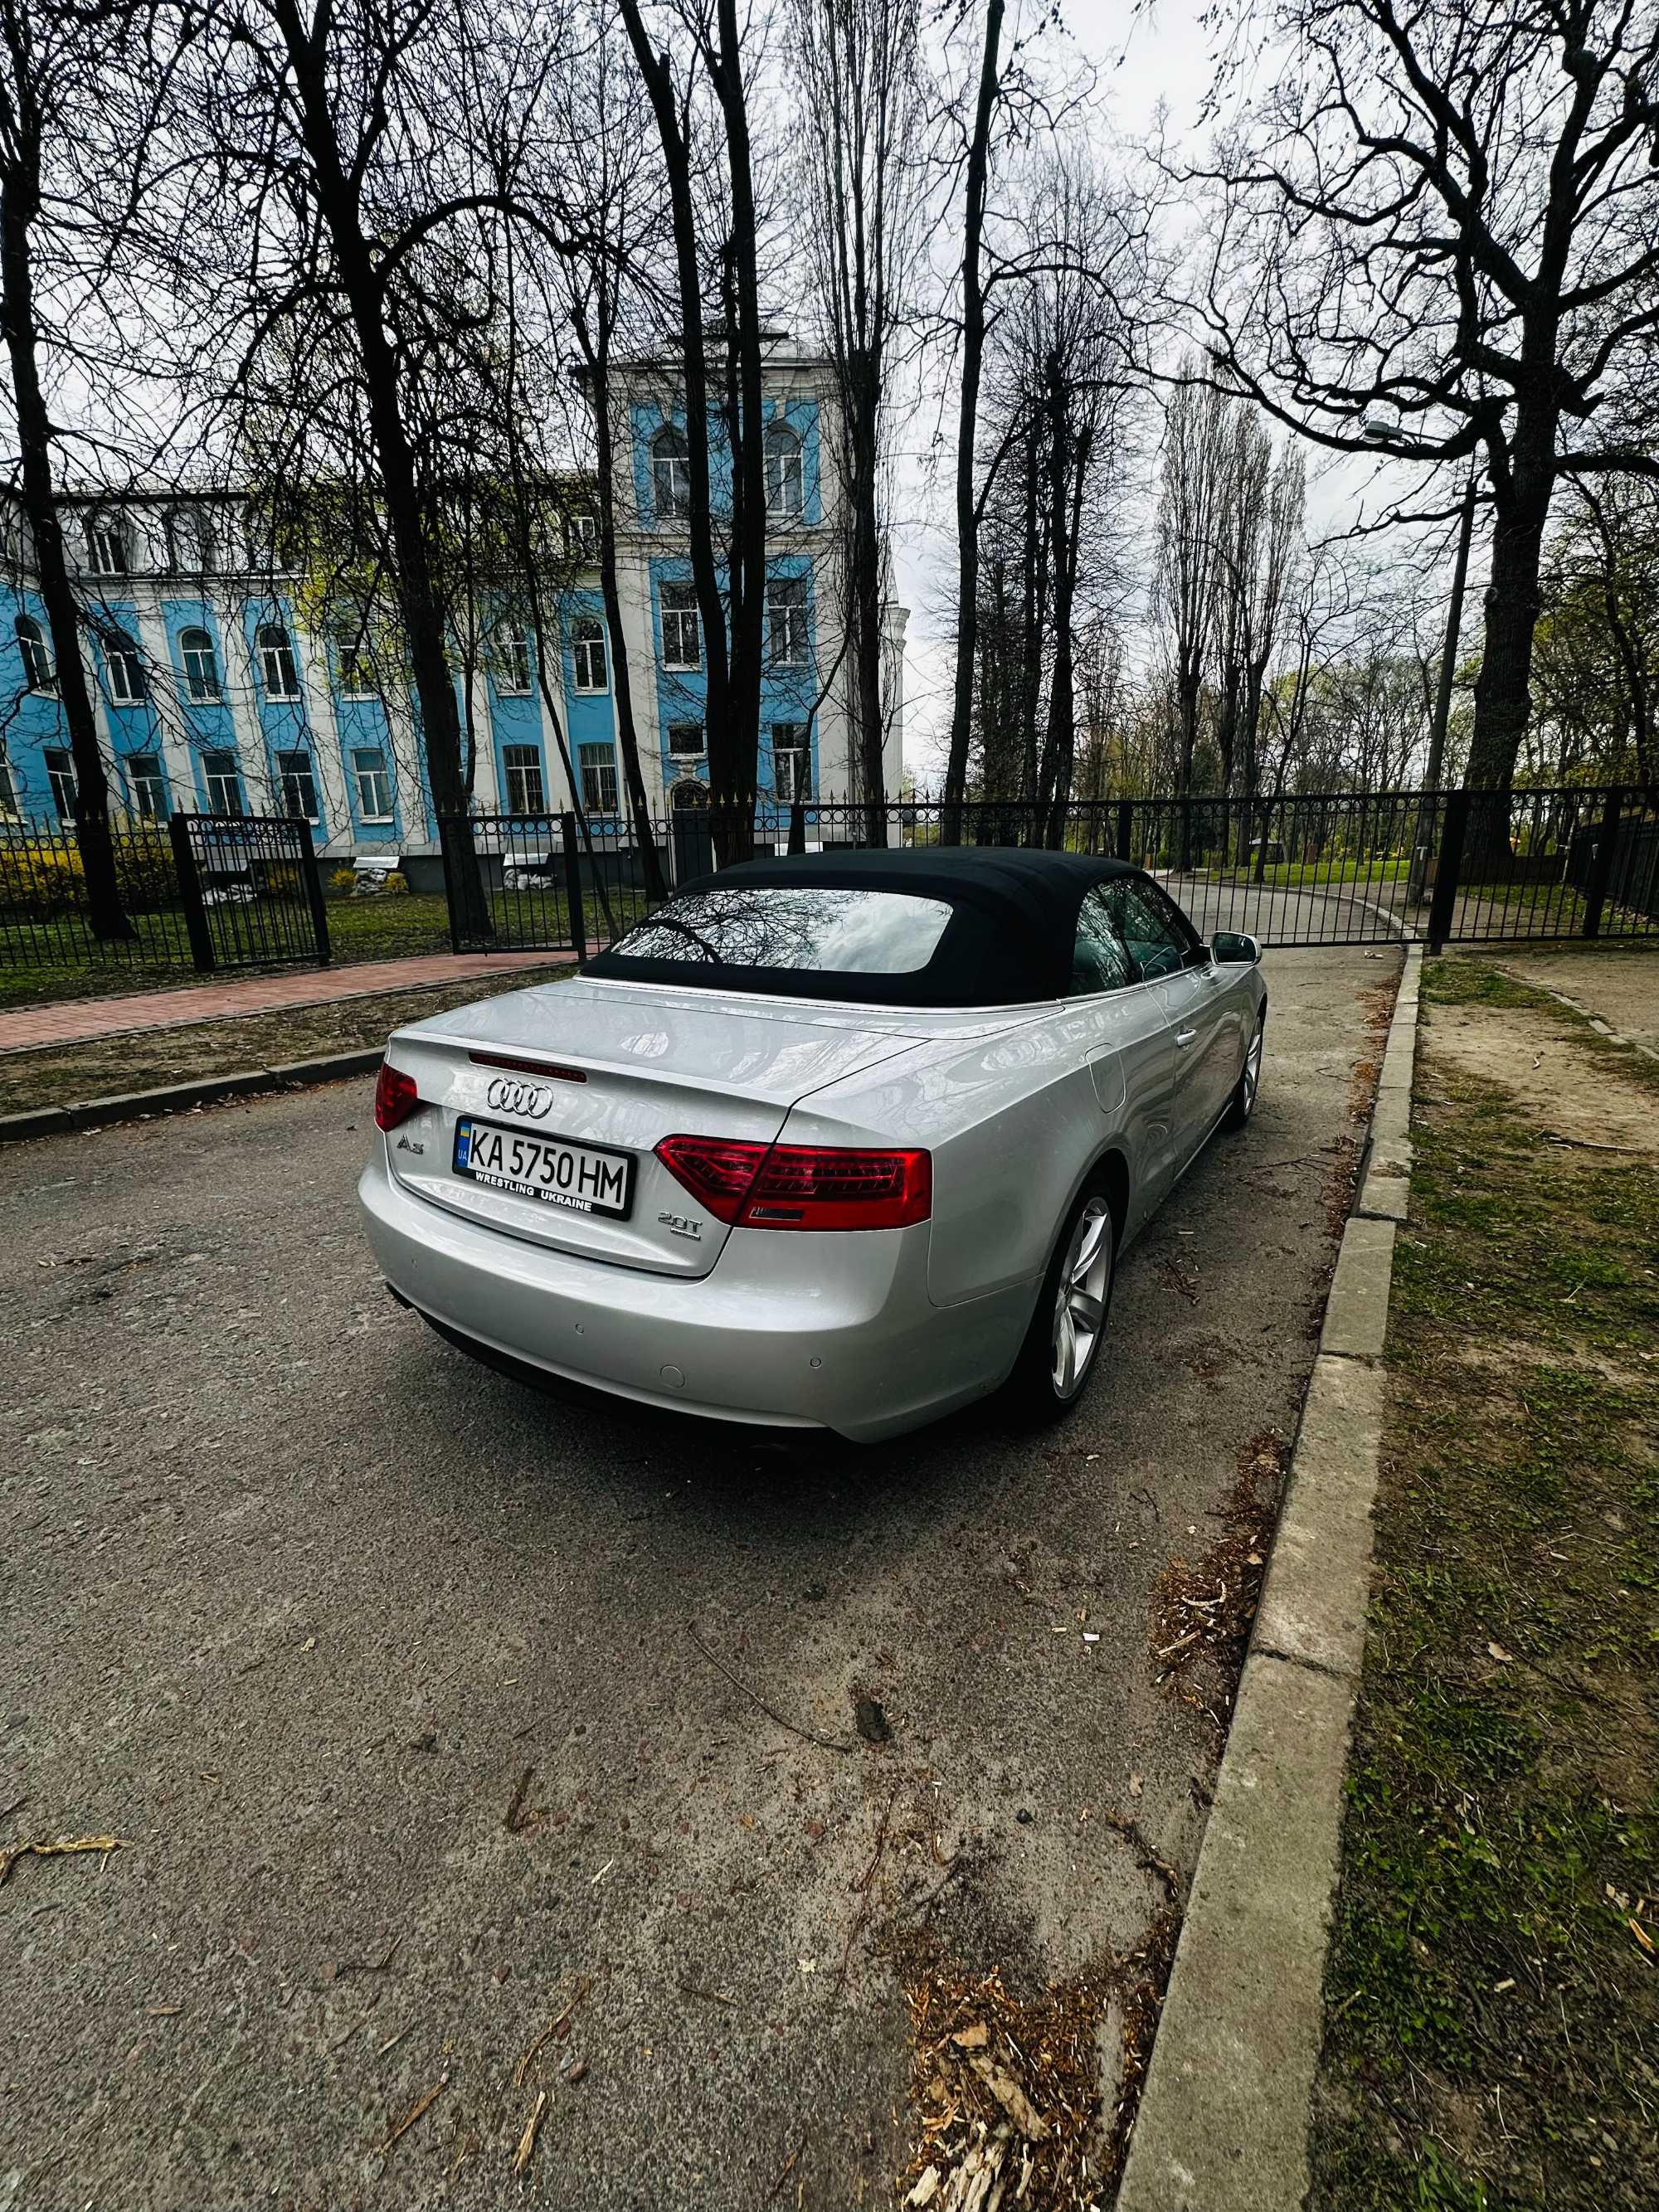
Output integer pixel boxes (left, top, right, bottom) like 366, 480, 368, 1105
1050, 1196, 1112, 1400
1243, 1019, 1263, 1114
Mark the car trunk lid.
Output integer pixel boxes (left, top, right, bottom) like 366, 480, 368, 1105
381, 977, 929, 1278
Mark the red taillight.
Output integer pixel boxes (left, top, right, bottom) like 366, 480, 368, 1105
654, 1134, 932, 1232
654, 1134, 771, 1222
374, 1060, 421, 1131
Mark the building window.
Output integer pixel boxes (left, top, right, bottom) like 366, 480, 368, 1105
105, 630, 145, 704
772, 723, 811, 801
178, 626, 221, 702
202, 749, 243, 816
128, 754, 167, 819
16, 614, 56, 693
494, 629, 533, 696
44, 747, 77, 819
86, 518, 130, 576
258, 624, 300, 700
0, 754, 17, 817
353, 746, 394, 821
166, 508, 216, 574
572, 617, 607, 693
660, 582, 701, 671
766, 574, 809, 668
652, 425, 690, 520
502, 743, 547, 814
667, 722, 705, 761
336, 630, 375, 699
765, 423, 804, 518
278, 746, 319, 821
566, 509, 599, 562
578, 741, 618, 814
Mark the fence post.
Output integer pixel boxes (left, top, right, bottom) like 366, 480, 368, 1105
168, 811, 216, 973
298, 819, 331, 966
1115, 799, 1132, 863
1426, 787, 1469, 953
1581, 786, 1623, 940
788, 800, 805, 855
562, 811, 587, 963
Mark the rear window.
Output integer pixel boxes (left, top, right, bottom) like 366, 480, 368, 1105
606, 886, 954, 975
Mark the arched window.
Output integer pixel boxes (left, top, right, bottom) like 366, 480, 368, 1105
178, 625, 221, 702
572, 617, 607, 693
105, 629, 145, 704
257, 623, 299, 700
652, 425, 690, 520
15, 614, 56, 693
765, 423, 804, 518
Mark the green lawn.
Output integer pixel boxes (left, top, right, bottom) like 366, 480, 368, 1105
1310, 959, 1659, 2210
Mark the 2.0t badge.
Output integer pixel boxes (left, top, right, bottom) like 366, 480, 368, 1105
484, 1077, 553, 1120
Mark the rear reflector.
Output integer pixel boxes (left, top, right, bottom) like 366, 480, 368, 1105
654, 1134, 932, 1232
374, 1060, 421, 1131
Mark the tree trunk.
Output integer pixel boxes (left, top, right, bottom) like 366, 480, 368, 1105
620, 0, 751, 863
847, 347, 888, 845
712, 0, 765, 843
272, 0, 489, 935
0, 123, 130, 940
940, 0, 1005, 842
581, 292, 667, 902
1465, 396, 1557, 858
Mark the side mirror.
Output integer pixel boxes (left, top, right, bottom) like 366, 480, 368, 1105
1211, 931, 1261, 966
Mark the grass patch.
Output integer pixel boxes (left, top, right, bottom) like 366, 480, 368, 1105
0, 965, 573, 1117
1309, 970, 1659, 2210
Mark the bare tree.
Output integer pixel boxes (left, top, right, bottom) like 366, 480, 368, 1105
0, 0, 141, 935
791, 0, 925, 844
1152, 370, 1231, 855
1191, 0, 1659, 812
618, 0, 770, 857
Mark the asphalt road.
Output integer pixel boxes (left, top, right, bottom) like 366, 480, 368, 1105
0, 946, 1394, 2212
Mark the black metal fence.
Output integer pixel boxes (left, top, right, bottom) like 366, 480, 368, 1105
0, 811, 330, 978
438, 785, 1659, 956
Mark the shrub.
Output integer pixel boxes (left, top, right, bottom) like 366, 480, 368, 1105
382, 871, 410, 897
263, 863, 303, 899
112, 824, 179, 911
331, 866, 358, 893
0, 839, 85, 917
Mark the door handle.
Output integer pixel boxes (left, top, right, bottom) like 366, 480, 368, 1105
1175, 1028, 1199, 1048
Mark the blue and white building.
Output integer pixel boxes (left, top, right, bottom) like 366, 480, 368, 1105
0, 339, 907, 864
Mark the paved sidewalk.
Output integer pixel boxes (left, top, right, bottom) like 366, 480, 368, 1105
0, 950, 570, 1054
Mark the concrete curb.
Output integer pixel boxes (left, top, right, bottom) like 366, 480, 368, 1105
0, 1047, 384, 1145
1117, 942, 1423, 2212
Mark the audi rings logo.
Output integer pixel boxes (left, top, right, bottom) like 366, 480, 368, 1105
485, 1076, 553, 1120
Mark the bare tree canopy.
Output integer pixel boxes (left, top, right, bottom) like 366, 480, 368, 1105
1187, 0, 1659, 800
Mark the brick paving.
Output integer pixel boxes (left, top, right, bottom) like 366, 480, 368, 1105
0, 950, 571, 1054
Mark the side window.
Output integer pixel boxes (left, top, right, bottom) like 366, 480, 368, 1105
1069, 887, 1135, 996
1108, 880, 1189, 982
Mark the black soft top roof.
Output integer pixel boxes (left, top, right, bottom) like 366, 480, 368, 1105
585, 846, 1160, 1009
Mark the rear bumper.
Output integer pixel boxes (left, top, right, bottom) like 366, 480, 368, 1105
358, 1141, 1034, 1442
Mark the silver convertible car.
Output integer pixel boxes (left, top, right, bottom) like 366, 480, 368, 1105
360, 850, 1266, 1441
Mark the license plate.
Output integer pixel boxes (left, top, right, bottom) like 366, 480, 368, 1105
453, 1117, 633, 1219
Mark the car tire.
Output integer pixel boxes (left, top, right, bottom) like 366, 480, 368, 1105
1223, 1007, 1266, 1132
1003, 1171, 1117, 1427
